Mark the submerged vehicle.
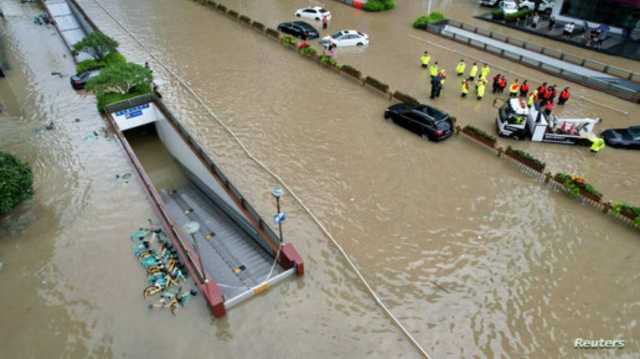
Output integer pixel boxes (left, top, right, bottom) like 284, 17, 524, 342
70, 69, 101, 90
496, 98, 601, 146
277, 21, 320, 39
320, 30, 369, 47
384, 103, 454, 142
601, 126, 640, 149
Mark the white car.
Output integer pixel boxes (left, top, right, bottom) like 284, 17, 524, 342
295, 6, 332, 22
320, 30, 369, 47
519, 0, 554, 13
500, 0, 518, 15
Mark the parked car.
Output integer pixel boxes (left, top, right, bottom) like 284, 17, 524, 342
519, 0, 554, 13
384, 103, 453, 141
277, 21, 319, 40
601, 126, 640, 149
499, 0, 519, 15
70, 69, 101, 90
294, 6, 332, 22
320, 30, 369, 48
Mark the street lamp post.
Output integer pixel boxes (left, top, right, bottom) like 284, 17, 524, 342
271, 187, 286, 243
184, 221, 207, 283
426, 0, 432, 14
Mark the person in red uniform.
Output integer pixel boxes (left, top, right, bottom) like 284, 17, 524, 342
498, 75, 507, 94
519, 80, 529, 97
537, 82, 547, 98
547, 85, 557, 103
543, 100, 554, 116
558, 87, 571, 105
492, 74, 501, 93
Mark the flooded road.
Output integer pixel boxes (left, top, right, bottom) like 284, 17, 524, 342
2, 0, 640, 358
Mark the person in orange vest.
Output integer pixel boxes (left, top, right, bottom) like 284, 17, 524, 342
519, 80, 529, 97
509, 79, 520, 97
558, 87, 571, 105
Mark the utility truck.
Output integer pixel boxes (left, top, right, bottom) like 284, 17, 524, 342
496, 98, 601, 146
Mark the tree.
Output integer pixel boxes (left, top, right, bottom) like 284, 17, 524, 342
87, 62, 153, 95
0, 152, 33, 215
72, 31, 119, 61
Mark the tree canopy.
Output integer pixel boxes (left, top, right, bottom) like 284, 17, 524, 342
86, 62, 153, 95
0, 152, 33, 215
72, 31, 119, 61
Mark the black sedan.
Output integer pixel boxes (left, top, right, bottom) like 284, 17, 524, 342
277, 21, 319, 40
70, 69, 101, 90
602, 126, 640, 149
384, 103, 453, 141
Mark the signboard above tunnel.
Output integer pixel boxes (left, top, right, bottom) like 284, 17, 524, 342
113, 102, 158, 131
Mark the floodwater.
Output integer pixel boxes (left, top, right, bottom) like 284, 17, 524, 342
1, 0, 639, 358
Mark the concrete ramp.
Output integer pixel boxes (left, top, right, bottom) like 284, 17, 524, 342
40, 0, 91, 61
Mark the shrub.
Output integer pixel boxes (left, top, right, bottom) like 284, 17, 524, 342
319, 55, 337, 67
413, 12, 446, 29
72, 31, 119, 61
612, 202, 640, 224
0, 152, 33, 215
462, 125, 496, 146
86, 62, 153, 112
75, 52, 126, 73
554, 173, 602, 200
364, 0, 395, 12
280, 35, 297, 47
505, 146, 546, 172
299, 46, 317, 57
504, 9, 531, 22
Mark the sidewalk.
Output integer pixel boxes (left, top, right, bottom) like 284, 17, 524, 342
476, 12, 640, 61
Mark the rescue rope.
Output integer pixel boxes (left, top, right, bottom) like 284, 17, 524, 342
89, 1, 431, 357
408, 33, 630, 116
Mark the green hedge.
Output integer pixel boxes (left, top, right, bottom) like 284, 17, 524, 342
76, 52, 126, 74
364, 0, 395, 12
96, 84, 152, 113
612, 202, 640, 225
0, 152, 33, 215
413, 12, 446, 29
554, 173, 602, 200
505, 9, 532, 22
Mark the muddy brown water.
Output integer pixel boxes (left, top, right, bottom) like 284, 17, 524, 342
2, 0, 640, 358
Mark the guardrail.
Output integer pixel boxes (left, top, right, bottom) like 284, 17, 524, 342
429, 20, 640, 103
447, 19, 640, 83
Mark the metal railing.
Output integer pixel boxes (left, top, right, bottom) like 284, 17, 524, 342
432, 21, 640, 103
446, 19, 640, 83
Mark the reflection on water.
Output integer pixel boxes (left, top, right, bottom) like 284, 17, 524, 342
2, 0, 639, 358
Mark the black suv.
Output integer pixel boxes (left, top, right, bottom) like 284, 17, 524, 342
277, 21, 319, 40
384, 103, 453, 141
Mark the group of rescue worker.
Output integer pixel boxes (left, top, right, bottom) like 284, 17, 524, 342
420, 51, 572, 110
418, 51, 604, 153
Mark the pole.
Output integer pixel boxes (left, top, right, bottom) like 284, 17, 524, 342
276, 196, 284, 243
427, 0, 432, 14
